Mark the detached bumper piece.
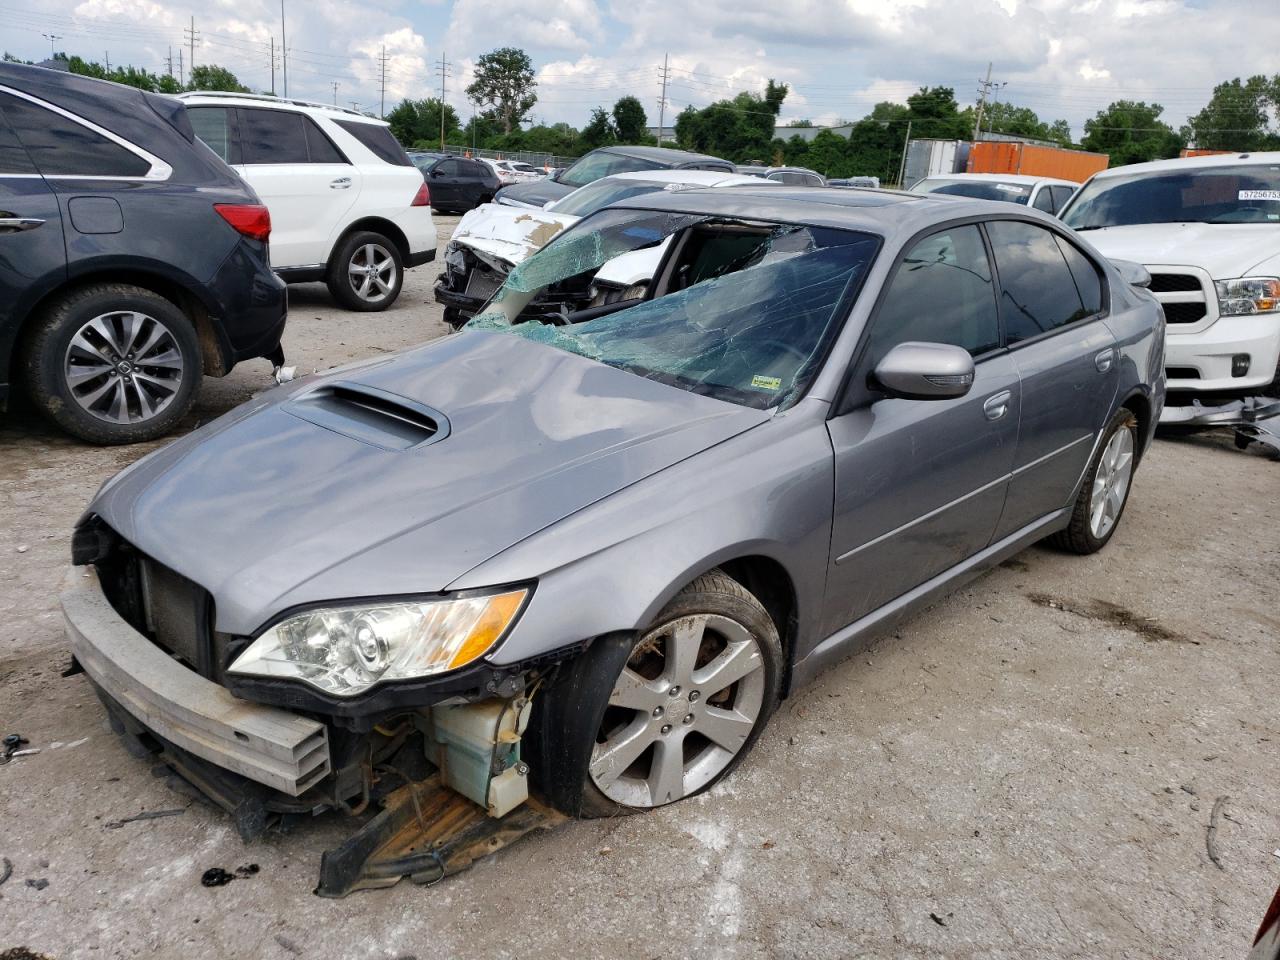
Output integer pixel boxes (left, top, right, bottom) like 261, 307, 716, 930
316, 775, 565, 897
62, 567, 330, 796
1161, 395, 1280, 453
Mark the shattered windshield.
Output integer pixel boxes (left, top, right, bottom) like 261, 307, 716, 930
1063, 164, 1280, 228
552, 179, 698, 219
464, 207, 879, 410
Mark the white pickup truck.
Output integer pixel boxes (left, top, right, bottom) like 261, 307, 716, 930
1061, 153, 1280, 422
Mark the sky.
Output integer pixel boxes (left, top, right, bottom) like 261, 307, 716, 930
3, 0, 1278, 140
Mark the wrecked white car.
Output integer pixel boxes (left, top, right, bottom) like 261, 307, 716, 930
434, 169, 769, 328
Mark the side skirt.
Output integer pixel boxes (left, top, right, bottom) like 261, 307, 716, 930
790, 507, 1071, 690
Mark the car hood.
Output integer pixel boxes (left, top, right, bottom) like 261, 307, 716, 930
90, 332, 769, 635
1079, 222, 1280, 278
449, 204, 578, 267
496, 178, 574, 208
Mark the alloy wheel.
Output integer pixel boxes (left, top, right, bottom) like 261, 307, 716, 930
589, 613, 766, 808
1089, 425, 1134, 539
63, 311, 185, 424
348, 242, 397, 303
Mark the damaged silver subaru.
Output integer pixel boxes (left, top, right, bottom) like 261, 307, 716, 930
62, 187, 1164, 895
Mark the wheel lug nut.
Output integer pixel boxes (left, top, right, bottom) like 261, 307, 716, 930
660, 724, 672, 735
652, 706, 663, 717
689, 691, 700, 702
668, 685, 681, 696
682, 714, 694, 725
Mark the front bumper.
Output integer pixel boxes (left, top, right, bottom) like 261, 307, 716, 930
1165, 313, 1280, 393
61, 566, 330, 797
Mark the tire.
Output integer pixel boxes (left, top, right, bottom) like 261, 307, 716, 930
21, 284, 201, 445
327, 231, 404, 312
1049, 408, 1139, 555
442, 306, 464, 331
527, 569, 783, 818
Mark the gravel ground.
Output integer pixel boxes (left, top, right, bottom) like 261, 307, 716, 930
1, 214, 1278, 959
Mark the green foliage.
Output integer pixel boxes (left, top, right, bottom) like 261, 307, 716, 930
387, 98, 461, 148
187, 64, 249, 93
674, 80, 789, 162
982, 101, 1072, 145
1181, 76, 1280, 152
1081, 100, 1184, 166
612, 95, 648, 143
579, 107, 617, 150
466, 47, 537, 135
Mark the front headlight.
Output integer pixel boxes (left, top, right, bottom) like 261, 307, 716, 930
227, 589, 528, 697
1215, 277, 1280, 316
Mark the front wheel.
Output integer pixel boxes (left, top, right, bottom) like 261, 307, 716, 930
527, 569, 783, 818
21, 283, 201, 444
1049, 408, 1138, 554
327, 231, 403, 311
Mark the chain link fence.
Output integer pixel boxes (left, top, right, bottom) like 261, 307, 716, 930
438, 144, 580, 170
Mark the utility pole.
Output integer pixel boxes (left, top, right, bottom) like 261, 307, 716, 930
350, 101, 361, 114
269, 37, 276, 95
657, 53, 670, 144
177, 49, 184, 87
973, 62, 993, 141
165, 46, 174, 79
987, 81, 1008, 135
896, 119, 912, 189
184, 17, 199, 82
104, 51, 110, 72
280, 0, 288, 97
436, 53, 451, 151
331, 82, 339, 105
41, 34, 61, 60
378, 44, 390, 117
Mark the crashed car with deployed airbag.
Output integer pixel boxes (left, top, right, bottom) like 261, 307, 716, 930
63, 187, 1164, 894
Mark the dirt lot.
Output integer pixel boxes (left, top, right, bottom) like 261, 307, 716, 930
1, 214, 1278, 959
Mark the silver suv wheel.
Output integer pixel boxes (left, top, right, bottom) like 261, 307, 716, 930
589, 612, 767, 808
63, 310, 185, 424
348, 241, 397, 304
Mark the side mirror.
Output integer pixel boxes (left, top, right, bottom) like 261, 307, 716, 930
542, 200, 556, 210
873, 341, 975, 400
1109, 258, 1151, 289
431, 169, 444, 178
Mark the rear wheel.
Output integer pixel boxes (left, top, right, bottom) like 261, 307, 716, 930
327, 231, 403, 311
1049, 408, 1138, 554
528, 569, 783, 818
21, 283, 200, 444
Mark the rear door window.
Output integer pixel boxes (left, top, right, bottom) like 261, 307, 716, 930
1049, 185, 1075, 212
2, 94, 151, 178
987, 220, 1089, 343
303, 119, 347, 164
332, 120, 412, 166
239, 108, 309, 165
1031, 187, 1057, 213
0, 100, 37, 175
187, 106, 239, 164
1054, 236, 1104, 317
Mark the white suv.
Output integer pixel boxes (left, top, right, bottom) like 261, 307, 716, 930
1062, 153, 1280, 416
180, 93, 435, 311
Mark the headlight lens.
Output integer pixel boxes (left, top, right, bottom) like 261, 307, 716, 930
227, 589, 528, 697
1215, 277, 1280, 316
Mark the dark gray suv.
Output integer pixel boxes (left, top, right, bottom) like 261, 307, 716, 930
0, 64, 287, 444
63, 188, 1163, 890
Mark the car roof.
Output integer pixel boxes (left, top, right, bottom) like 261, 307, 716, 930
608, 184, 1033, 236
602, 169, 770, 187
595, 144, 731, 166
1087, 151, 1280, 179
177, 91, 388, 124
918, 173, 1076, 187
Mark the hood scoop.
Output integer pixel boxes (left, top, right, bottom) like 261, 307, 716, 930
285, 382, 449, 451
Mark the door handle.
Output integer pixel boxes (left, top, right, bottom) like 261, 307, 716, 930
1094, 348, 1114, 373
983, 390, 1011, 421
0, 217, 45, 233
329, 177, 352, 190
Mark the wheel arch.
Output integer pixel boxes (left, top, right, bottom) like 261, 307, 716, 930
1118, 387, 1153, 461
329, 217, 411, 267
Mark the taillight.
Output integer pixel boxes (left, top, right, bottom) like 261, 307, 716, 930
214, 203, 271, 242
411, 182, 431, 207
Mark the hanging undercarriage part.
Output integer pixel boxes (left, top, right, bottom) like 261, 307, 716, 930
1161, 395, 1280, 454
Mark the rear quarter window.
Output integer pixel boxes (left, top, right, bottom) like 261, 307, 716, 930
333, 120, 412, 166
2, 94, 151, 178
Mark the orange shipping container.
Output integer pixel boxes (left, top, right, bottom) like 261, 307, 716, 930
966, 141, 1109, 183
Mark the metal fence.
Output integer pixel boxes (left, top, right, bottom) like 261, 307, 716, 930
438, 144, 580, 170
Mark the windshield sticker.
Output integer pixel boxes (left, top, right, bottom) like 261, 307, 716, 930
1240, 190, 1280, 201
995, 183, 1022, 193
750, 375, 783, 391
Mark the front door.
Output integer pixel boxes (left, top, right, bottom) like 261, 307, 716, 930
984, 220, 1118, 539
429, 158, 464, 208
823, 223, 1018, 635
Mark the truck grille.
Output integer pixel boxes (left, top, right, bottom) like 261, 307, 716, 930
1148, 273, 1202, 293
1162, 302, 1208, 324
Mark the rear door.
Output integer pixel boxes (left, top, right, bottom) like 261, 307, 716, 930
986, 219, 1117, 539
233, 107, 359, 268
0, 94, 66, 401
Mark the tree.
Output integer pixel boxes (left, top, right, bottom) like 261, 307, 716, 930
982, 101, 1072, 144
1182, 76, 1280, 152
1081, 100, 1184, 166
905, 86, 972, 139
187, 64, 249, 93
387, 98, 461, 148
674, 80, 788, 162
579, 107, 616, 150
466, 47, 537, 135
612, 95, 648, 143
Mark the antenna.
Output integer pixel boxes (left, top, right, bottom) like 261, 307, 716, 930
436, 53, 452, 151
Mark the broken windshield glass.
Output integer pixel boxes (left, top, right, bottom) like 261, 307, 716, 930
466, 208, 880, 410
